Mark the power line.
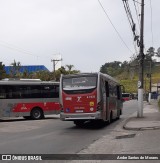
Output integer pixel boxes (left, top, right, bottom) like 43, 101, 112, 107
121, 0, 139, 55
133, 0, 140, 29
149, 0, 154, 47
97, 0, 133, 55
122, 0, 140, 47
123, 1, 133, 29
0, 40, 53, 60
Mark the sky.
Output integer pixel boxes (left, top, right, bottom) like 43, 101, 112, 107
0, 0, 160, 72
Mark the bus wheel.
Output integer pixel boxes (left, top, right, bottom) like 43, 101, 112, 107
117, 110, 120, 120
74, 120, 84, 127
23, 116, 31, 120
31, 108, 43, 120
108, 112, 112, 124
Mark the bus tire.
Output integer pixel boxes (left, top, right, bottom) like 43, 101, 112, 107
23, 116, 31, 120
117, 109, 120, 120
108, 111, 112, 124
74, 120, 84, 127
31, 108, 44, 120
120, 109, 122, 115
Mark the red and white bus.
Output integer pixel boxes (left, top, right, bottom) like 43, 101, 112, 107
122, 93, 131, 101
0, 78, 60, 120
60, 72, 123, 126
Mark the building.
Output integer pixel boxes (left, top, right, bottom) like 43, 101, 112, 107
4, 65, 49, 74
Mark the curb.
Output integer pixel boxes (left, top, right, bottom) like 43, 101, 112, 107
124, 125, 160, 131
123, 114, 160, 131
122, 100, 160, 131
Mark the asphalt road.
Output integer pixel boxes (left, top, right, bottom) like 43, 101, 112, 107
0, 100, 138, 154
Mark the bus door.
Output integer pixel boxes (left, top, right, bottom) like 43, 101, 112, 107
41, 84, 60, 113
0, 100, 13, 117
117, 85, 123, 116
0, 86, 11, 117
105, 81, 110, 121
107, 83, 117, 120
101, 80, 106, 121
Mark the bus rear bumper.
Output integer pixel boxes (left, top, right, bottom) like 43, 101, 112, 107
60, 111, 101, 121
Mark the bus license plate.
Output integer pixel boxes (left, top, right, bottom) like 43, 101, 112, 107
75, 110, 83, 113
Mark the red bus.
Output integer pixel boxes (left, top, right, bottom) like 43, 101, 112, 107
0, 78, 60, 120
122, 93, 131, 101
60, 72, 123, 126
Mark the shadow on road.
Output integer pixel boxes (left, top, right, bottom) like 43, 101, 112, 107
0, 117, 59, 123
68, 120, 119, 130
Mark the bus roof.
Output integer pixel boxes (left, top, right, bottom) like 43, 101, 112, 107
2, 78, 41, 81
61, 73, 98, 78
99, 72, 119, 84
61, 72, 119, 84
0, 79, 59, 85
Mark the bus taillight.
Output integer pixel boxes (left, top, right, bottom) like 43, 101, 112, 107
96, 101, 101, 111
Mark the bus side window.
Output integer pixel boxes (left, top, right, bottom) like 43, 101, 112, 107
42, 85, 51, 98
12, 86, 21, 99
23, 86, 31, 98
117, 85, 121, 100
105, 81, 109, 97
112, 85, 116, 97
109, 84, 113, 97
6, 86, 13, 99
52, 85, 59, 98
30, 85, 42, 98
42, 85, 59, 98
0, 86, 6, 99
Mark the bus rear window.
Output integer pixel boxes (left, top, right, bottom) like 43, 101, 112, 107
62, 76, 97, 94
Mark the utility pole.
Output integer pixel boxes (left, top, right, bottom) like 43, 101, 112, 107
137, 0, 145, 117
51, 59, 62, 80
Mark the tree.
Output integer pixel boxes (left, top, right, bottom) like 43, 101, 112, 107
65, 65, 74, 74
22, 69, 31, 78
52, 65, 80, 81
146, 47, 155, 59
10, 60, 21, 78
0, 62, 6, 80
100, 61, 123, 76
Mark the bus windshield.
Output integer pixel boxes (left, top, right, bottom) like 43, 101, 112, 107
122, 93, 130, 98
63, 76, 97, 91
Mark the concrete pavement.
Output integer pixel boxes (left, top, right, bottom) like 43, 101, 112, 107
67, 100, 160, 162
123, 100, 160, 131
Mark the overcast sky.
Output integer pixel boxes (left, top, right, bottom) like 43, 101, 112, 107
0, 0, 159, 72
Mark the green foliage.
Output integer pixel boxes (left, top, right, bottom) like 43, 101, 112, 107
9, 60, 21, 78
54, 65, 80, 81
0, 62, 7, 79
100, 56, 160, 93
120, 79, 138, 93
100, 61, 130, 77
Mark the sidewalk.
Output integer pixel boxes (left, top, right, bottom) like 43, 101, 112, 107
123, 100, 160, 131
